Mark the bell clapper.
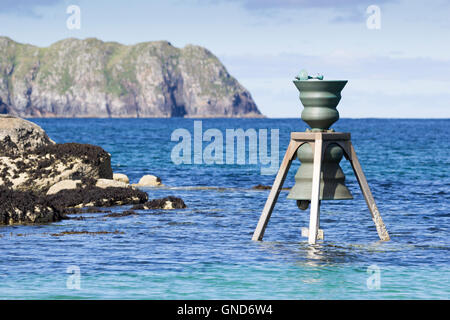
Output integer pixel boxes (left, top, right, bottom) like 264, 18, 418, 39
297, 200, 310, 210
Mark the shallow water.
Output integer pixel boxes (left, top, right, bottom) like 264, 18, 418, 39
1, 118, 449, 299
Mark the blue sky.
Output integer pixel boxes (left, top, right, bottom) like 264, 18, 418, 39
0, 0, 449, 118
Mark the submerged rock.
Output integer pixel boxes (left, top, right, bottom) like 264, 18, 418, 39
105, 210, 137, 218
252, 184, 291, 191
132, 196, 186, 210
64, 207, 112, 215
50, 230, 124, 237
83, 207, 112, 214
252, 184, 271, 190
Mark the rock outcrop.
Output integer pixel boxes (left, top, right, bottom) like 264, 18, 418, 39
0, 37, 262, 118
0, 116, 141, 225
0, 114, 54, 152
0, 115, 189, 225
0, 186, 65, 225
46, 181, 148, 209
252, 184, 291, 191
0, 182, 148, 225
0, 142, 113, 192
0, 116, 113, 192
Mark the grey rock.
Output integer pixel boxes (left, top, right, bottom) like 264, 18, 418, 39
46, 179, 81, 195
135, 174, 162, 187
113, 173, 129, 184
0, 114, 54, 153
95, 178, 129, 189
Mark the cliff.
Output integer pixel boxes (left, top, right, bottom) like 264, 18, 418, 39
0, 37, 262, 118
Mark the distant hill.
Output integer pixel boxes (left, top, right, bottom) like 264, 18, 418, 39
0, 37, 262, 118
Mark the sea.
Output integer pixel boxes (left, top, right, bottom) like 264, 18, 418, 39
0, 118, 449, 299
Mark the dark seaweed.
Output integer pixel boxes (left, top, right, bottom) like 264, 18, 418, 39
132, 196, 186, 210
105, 210, 137, 218
0, 186, 65, 225
46, 185, 148, 210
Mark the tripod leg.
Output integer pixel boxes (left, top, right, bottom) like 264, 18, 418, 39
348, 142, 390, 241
252, 140, 300, 241
308, 137, 324, 244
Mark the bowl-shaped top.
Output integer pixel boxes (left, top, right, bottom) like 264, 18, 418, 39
293, 80, 348, 131
293, 80, 348, 93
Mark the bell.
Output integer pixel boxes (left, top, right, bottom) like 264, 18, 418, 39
287, 142, 353, 209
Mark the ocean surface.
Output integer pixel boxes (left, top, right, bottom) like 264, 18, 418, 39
0, 118, 449, 299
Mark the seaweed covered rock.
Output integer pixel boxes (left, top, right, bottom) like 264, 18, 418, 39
0, 186, 65, 225
0, 117, 113, 192
47, 181, 148, 209
132, 196, 186, 210
0, 115, 149, 225
46, 178, 128, 195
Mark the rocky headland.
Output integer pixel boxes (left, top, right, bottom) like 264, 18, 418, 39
0, 37, 262, 118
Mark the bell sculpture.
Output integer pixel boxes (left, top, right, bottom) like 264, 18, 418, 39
288, 142, 353, 211
252, 70, 390, 244
288, 72, 353, 210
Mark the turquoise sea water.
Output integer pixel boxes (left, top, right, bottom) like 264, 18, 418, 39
0, 118, 449, 299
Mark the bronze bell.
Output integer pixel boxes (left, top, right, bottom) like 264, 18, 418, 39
252, 71, 390, 244
287, 142, 353, 210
